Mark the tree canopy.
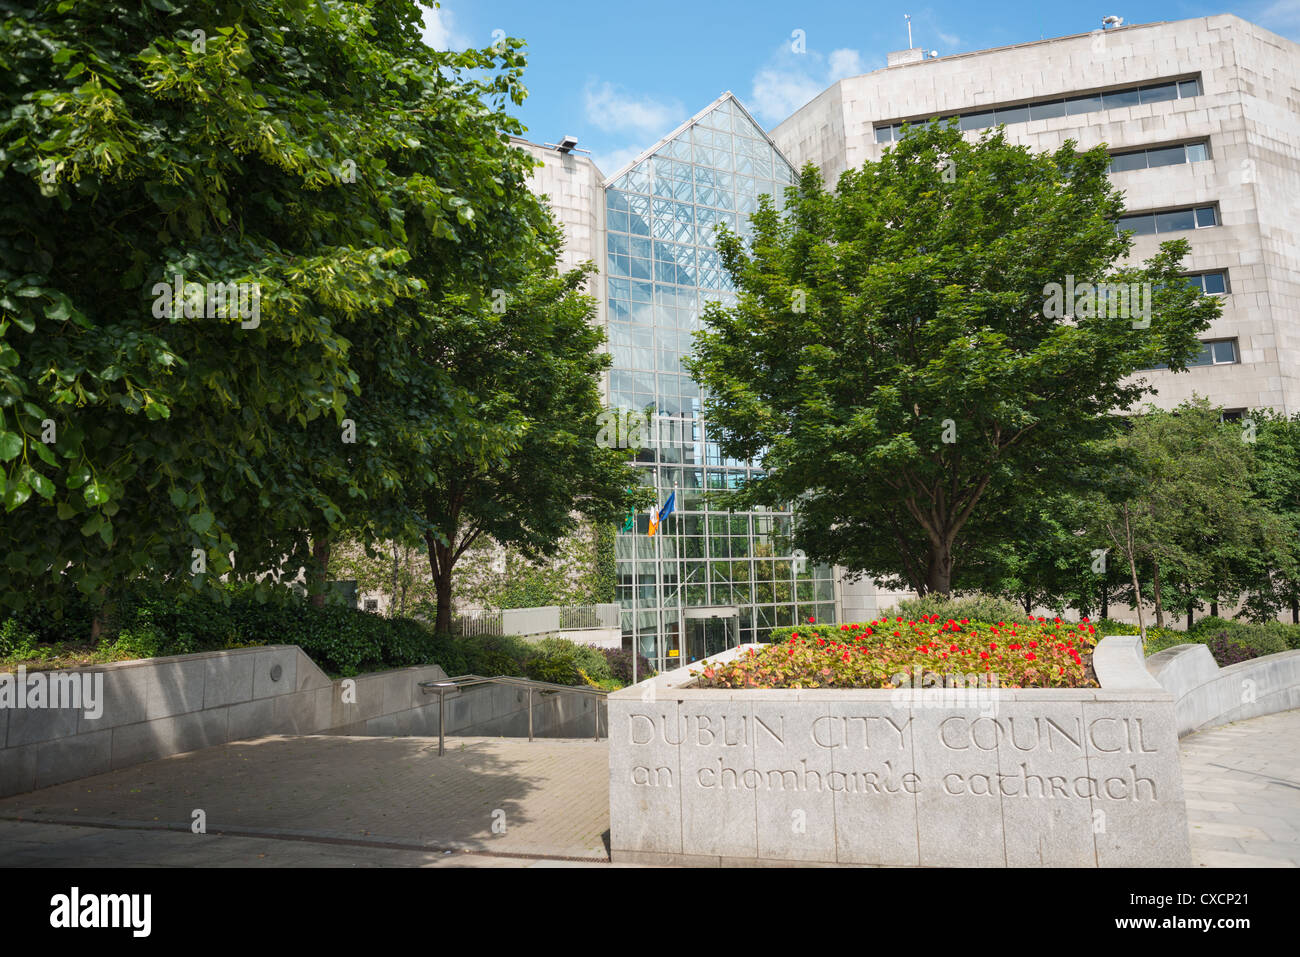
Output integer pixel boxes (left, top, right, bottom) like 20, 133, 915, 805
688, 122, 1220, 597
0, 0, 575, 619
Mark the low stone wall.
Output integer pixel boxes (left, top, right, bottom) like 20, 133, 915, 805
607, 636, 1191, 867
0, 646, 605, 798
1145, 643, 1300, 737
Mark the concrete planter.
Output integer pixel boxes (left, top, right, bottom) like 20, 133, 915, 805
607, 636, 1191, 867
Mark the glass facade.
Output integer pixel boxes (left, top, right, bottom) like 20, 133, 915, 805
603, 95, 836, 671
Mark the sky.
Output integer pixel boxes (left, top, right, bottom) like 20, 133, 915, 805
421, 1, 1300, 176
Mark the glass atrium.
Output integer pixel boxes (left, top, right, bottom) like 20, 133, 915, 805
603, 94, 837, 672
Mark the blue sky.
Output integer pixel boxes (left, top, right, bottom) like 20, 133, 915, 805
422, 1, 1300, 176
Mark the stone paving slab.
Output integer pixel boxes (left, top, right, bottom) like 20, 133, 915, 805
0, 735, 611, 863
1180, 709, 1300, 868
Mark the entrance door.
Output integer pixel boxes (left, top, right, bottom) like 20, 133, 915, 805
684, 613, 738, 663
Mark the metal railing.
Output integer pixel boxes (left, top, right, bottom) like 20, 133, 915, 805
451, 603, 619, 637
418, 674, 608, 756
560, 603, 620, 630
450, 611, 504, 637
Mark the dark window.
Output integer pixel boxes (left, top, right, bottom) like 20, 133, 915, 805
1029, 99, 1067, 120
1196, 206, 1217, 227
1178, 78, 1202, 97
1155, 208, 1197, 232
875, 125, 892, 144
1066, 92, 1106, 115
960, 110, 996, 130
994, 103, 1031, 124
1201, 271, 1227, 294
1103, 88, 1142, 109
1110, 151, 1148, 173
1139, 82, 1179, 104
1117, 213, 1157, 235
1145, 145, 1188, 168
1211, 340, 1237, 364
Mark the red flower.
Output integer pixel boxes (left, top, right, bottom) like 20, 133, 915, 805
980, 651, 990, 660
1025, 652, 1037, 660
808, 616, 816, 624
1028, 640, 1038, 649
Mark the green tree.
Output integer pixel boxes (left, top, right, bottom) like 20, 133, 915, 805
378, 260, 644, 634
1083, 398, 1279, 638
688, 122, 1219, 596
0, 0, 548, 620
1238, 410, 1300, 623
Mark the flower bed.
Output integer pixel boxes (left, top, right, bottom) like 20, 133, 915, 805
692, 615, 1099, 689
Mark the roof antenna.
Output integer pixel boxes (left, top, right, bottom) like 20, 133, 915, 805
905, 13, 913, 48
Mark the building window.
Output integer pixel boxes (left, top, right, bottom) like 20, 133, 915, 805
1109, 140, 1210, 172
1183, 271, 1229, 295
1144, 338, 1239, 370
873, 75, 1202, 143
363, 598, 379, 613
1220, 409, 1246, 422
1116, 204, 1217, 236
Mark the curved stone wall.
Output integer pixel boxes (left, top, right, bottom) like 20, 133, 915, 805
1145, 643, 1300, 738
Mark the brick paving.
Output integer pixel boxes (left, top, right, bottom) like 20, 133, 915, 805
1180, 709, 1300, 867
0, 735, 612, 864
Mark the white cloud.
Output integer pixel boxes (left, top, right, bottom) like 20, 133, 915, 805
750, 66, 829, 121
420, 5, 469, 50
1257, 0, 1300, 38
583, 81, 684, 138
748, 43, 877, 123
827, 48, 866, 81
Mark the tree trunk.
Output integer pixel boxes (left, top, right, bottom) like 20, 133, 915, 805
925, 541, 953, 597
1210, 593, 1219, 618
1122, 504, 1148, 643
1292, 593, 1298, 625
1186, 600, 1194, 630
1022, 594, 1032, 616
426, 533, 456, 635
1100, 576, 1109, 620
309, 536, 330, 608
390, 541, 400, 617
1152, 560, 1164, 628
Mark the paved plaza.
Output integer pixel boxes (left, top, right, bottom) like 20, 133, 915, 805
1179, 708, 1300, 867
0, 734, 612, 866
0, 710, 1296, 867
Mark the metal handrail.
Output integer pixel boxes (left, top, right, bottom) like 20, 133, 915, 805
418, 674, 609, 755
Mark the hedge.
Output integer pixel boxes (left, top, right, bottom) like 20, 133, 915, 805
0, 581, 634, 684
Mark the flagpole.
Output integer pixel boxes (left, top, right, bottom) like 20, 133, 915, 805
675, 473, 684, 660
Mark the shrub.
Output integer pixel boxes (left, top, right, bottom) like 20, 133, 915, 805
0, 617, 38, 658
1187, 616, 1297, 654
1093, 619, 1142, 636
523, 636, 613, 685
880, 592, 1027, 627
601, 646, 653, 684
1203, 632, 1258, 667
